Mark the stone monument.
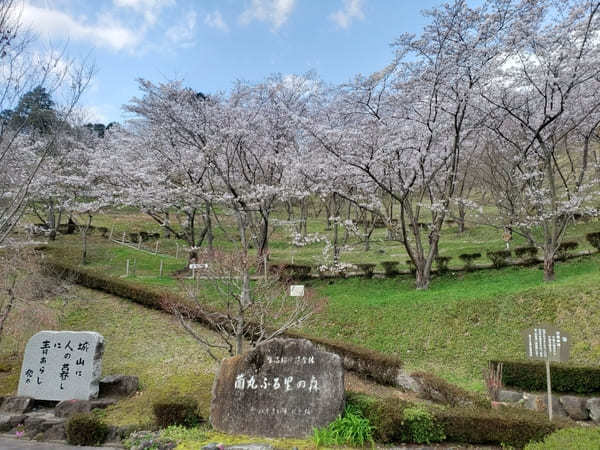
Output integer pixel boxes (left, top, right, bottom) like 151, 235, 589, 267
210, 338, 344, 438
17, 331, 104, 401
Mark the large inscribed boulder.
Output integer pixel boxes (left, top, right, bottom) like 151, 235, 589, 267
17, 331, 104, 401
210, 338, 344, 437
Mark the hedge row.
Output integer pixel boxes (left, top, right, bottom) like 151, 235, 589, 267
348, 393, 560, 448
42, 259, 404, 387
490, 360, 600, 394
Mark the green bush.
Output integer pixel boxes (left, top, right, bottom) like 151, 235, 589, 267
380, 261, 399, 276
487, 249, 511, 268
524, 426, 600, 450
411, 371, 490, 408
435, 256, 451, 274
458, 253, 481, 271
585, 231, 600, 251
347, 395, 411, 443
401, 406, 445, 444
434, 406, 558, 448
356, 263, 376, 278
153, 396, 201, 428
97, 226, 109, 238
556, 241, 578, 261
279, 264, 312, 280
65, 413, 109, 446
490, 360, 600, 393
515, 246, 539, 264
313, 403, 374, 447
129, 232, 139, 243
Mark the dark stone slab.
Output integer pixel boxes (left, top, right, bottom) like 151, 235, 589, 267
54, 398, 117, 418
559, 395, 589, 421
497, 390, 524, 403
0, 397, 34, 414
99, 374, 139, 397
210, 338, 344, 438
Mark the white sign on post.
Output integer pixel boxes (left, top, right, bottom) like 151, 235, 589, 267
289, 285, 305, 297
189, 263, 208, 270
522, 324, 571, 421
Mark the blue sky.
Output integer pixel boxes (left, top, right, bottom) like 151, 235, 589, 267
23, 0, 449, 123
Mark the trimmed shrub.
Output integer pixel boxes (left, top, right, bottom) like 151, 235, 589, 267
524, 426, 600, 449
434, 406, 558, 448
313, 403, 374, 447
97, 226, 109, 238
279, 264, 312, 280
66, 413, 109, 446
435, 256, 451, 274
349, 395, 411, 443
153, 396, 201, 428
585, 231, 600, 251
411, 371, 490, 409
515, 246, 538, 264
129, 232, 139, 243
356, 263, 376, 278
381, 261, 399, 276
487, 249, 511, 268
556, 241, 578, 261
458, 253, 481, 271
490, 360, 600, 394
401, 406, 445, 444
139, 231, 149, 241
405, 259, 416, 274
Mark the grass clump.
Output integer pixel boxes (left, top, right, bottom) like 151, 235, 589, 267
313, 403, 374, 447
524, 426, 600, 450
66, 413, 109, 446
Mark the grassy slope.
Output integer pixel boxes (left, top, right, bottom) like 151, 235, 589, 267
32, 211, 600, 390
306, 256, 600, 390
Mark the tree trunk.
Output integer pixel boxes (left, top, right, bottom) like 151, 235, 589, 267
543, 253, 555, 282
457, 205, 466, 233
81, 214, 92, 265
235, 315, 244, 356
47, 201, 56, 241
415, 266, 430, 290
204, 201, 213, 254
300, 198, 308, 236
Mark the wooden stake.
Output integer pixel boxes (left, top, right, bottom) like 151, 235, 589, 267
159, 260, 164, 278
176, 243, 179, 259
138, 235, 142, 249
133, 258, 137, 276
126, 259, 130, 276
155, 241, 159, 254
109, 224, 115, 240
122, 232, 126, 243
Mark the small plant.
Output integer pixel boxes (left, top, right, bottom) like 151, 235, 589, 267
435, 256, 451, 274
585, 231, 600, 251
153, 396, 201, 428
381, 261, 399, 276
556, 241, 578, 261
15, 423, 24, 438
66, 413, 109, 446
356, 263, 376, 278
401, 406, 445, 444
483, 361, 503, 401
487, 249, 511, 268
459, 252, 481, 271
313, 403, 374, 447
515, 246, 538, 264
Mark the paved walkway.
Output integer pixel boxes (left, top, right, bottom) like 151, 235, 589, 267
0, 436, 122, 450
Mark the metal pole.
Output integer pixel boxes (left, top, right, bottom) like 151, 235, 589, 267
546, 355, 553, 421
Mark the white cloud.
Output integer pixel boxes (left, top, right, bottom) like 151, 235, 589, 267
112, 0, 175, 25
22, 2, 141, 51
166, 11, 197, 46
204, 10, 229, 32
330, 0, 364, 29
240, 0, 296, 30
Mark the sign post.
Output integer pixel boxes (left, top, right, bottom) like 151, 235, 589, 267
521, 324, 570, 421
289, 285, 305, 297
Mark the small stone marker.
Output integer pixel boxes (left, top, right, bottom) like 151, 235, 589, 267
210, 338, 344, 438
522, 324, 570, 421
18, 331, 104, 401
289, 285, 304, 297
